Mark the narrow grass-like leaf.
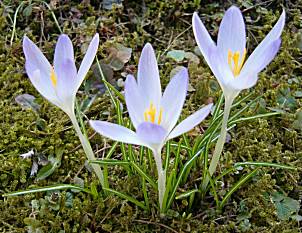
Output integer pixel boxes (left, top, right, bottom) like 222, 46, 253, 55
130, 161, 157, 189
230, 112, 281, 125
142, 159, 150, 211
103, 187, 147, 210
208, 171, 220, 207
3, 184, 91, 197
166, 148, 204, 210
234, 161, 296, 170
164, 141, 171, 171
175, 189, 199, 200
220, 168, 259, 208
105, 141, 119, 159
90, 159, 130, 166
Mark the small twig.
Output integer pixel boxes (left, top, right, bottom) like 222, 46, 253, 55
133, 219, 178, 233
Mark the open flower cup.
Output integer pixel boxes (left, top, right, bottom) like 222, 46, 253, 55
23, 34, 105, 186
90, 43, 213, 210
192, 6, 285, 189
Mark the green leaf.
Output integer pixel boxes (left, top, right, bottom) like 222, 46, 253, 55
103, 187, 147, 210
234, 161, 296, 170
277, 87, 297, 110
3, 184, 91, 197
220, 168, 259, 208
36, 150, 62, 181
176, 189, 200, 200
271, 192, 300, 220
167, 50, 185, 62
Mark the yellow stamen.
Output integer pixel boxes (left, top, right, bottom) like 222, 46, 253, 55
144, 103, 163, 125
158, 108, 163, 125
227, 48, 247, 77
228, 49, 232, 67
50, 67, 57, 87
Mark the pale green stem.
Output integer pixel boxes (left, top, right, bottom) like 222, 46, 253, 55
202, 98, 233, 190
69, 111, 105, 187
153, 148, 166, 212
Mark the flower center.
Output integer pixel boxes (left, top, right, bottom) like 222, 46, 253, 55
144, 102, 163, 125
227, 48, 246, 77
50, 67, 57, 87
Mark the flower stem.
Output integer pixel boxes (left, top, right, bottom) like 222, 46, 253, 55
202, 98, 233, 190
69, 112, 105, 187
153, 148, 166, 212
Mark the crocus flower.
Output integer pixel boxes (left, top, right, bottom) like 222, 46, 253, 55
23, 34, 105, 186
23, 33, 99, 116
90, 43, 212, 210
192, 6, 285, 189
192, 6, 285, 101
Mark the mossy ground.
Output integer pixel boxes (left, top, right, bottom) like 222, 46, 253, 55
0, 0, 301, 232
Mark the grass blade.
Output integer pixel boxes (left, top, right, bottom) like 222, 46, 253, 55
3, 184, 91, 197
90, 159, 130, 166
220, 168, 259, 208
130, 161, 157, 189
103, 187, 147, 210
234, 161, 296, 170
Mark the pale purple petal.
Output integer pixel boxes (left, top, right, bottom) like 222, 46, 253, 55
208, 47, 234, 92
233, 39, 281, 90
54, 34, 74, 72
137, 43, 161, 108
161, 67, 188, 132
167, 103, 213, 140
125, 74, 147, 129
247, 10, 285, 65
56, 58, 78, 106
76, 33, 99, 89
192, 12, 216, 66
90, 120, 146, 146
25, 69, 59, 106
136, 122, 167, 145
23, 36, 56, 100
23, 36, 52, 84
217, 6, 246, 62
193, 13, 234, 92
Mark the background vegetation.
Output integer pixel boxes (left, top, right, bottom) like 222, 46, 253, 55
0, 0, 301, 232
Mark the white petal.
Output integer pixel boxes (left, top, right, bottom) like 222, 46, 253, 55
124, 74, 147, 129
76, 34, 99, 90
161, 67, 188, 131
192, 12, 216, 65
137, 43, 161, 108
23, 36, 57, 100
217, 6, 246, 62
246, 10, 285, 65
233, 39, 281, 90
90, 120, 147, 147
167, 103, 213, 140
54, 34, 75, 71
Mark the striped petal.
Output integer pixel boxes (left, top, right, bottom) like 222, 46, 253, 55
54, 34, 75, 72
217, 6, 246, 63
137, 43, 161, 108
